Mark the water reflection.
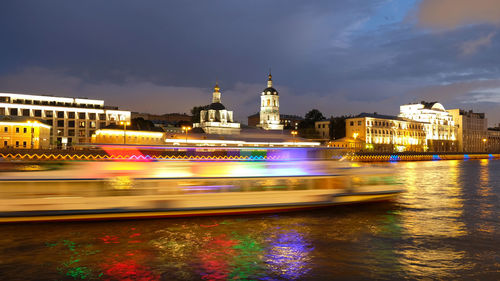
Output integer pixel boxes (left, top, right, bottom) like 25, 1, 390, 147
265, 228, 313, 280
396, 160, 468, 278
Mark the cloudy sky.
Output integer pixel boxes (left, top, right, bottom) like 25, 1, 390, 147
1, 0, 500, 125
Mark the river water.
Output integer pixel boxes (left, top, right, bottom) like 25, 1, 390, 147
1, 159, 499, 280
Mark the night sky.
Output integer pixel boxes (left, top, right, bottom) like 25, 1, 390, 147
1, 0, 500, 125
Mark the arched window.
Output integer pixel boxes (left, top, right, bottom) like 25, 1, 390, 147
267, 100, 270, 106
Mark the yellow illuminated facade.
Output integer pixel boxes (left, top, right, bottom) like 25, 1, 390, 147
346, 113, 427, 152
0, 116, 51, 149
91, 129, 165, 145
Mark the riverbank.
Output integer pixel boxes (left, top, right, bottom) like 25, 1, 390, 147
346, 153, 499, 162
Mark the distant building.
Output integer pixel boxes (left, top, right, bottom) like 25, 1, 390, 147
0, 115, 51, 149
131, 112, 192, 126
488, 128, 500, 153
0, 93, 130, 148
447, 109, 487, 152
329, 137, 364, 152
399, 102, 457, 152
257, 73, 283, 130
280, 114, 303, 130
315, 120, 330, 139
193, 83, 241, 134
91, 129, 165, 145
346, 113, 427, 152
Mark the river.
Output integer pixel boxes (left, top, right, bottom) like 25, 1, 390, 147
1, 159, 499, 280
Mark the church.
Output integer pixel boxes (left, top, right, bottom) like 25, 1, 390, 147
193, 82, 241, 134
256, 72, 284, 130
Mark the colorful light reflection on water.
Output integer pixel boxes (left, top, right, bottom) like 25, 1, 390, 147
2, 160, 500, 280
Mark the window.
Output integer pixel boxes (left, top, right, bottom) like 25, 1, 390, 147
15, 141, 19, 147
89, 113, 96, 120
3, 141, 7, 147
22, 109, 30, 116
78, 113, 85, 119
57, 111, 64, 118
68, 112, 75, 119
3, 127, 7, 133
34, 110, 42, 117
57, 120, 64, 127
68, 121, 75, 127
99, 114, 106, 120
68, 129, 75, 136
23, 128, 27, 133
350, 121, 354, 126
45, 111, 53, 118
15, 127, 19, 133
79, 121, 85, 128
10, 108, 18, 116
23, 141, 27, 148
358, 121, 361, 126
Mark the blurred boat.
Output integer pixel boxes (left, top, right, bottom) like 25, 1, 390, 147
0, 159, 403, 222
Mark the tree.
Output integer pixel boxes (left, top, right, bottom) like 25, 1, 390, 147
131, 117, 156, 131
298, 109, 326, 139
304, 109, 325, 122
329, 115, 353, 140
191, 105, 209, 123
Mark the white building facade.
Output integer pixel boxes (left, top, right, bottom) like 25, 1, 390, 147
193, 83, 241, 134
399, 102, 457, 151
258, 73, 283, 130
0, 93, 131, 148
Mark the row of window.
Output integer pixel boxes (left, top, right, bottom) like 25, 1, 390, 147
2, 140, 28, 148
2, 126, 34, 134
0, 97, 102, 109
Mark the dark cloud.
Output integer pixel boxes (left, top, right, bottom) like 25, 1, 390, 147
1, 1, 500, 125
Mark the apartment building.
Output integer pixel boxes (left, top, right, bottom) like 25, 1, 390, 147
447, 109, 488, 152
0, 93, 130, 148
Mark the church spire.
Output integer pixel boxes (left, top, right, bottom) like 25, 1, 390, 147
212, 81, 221, 103
267, 69, 273, 88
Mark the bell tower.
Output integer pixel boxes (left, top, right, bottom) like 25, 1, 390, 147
258, 71, 283, 130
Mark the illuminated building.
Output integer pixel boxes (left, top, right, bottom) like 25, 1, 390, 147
91, 129, 165, 145
487, 127, 500, 153
0, 93, 130, 148
258, 72, 284, 130
328, 137, 364, 151
193, 83, 241, 134
399, 102, 457, 151
346, 113, 427, 152
314, 120, 330, 139
0, 115, 51, 149
447, 109, 487, 152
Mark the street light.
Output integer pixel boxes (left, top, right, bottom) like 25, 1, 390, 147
182, 126, 192, 144
483, 138, 487, 152
120, 121, 130, 144
291, 130, 298, 145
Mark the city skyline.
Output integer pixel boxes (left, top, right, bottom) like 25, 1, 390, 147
1, 1, 500, 125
